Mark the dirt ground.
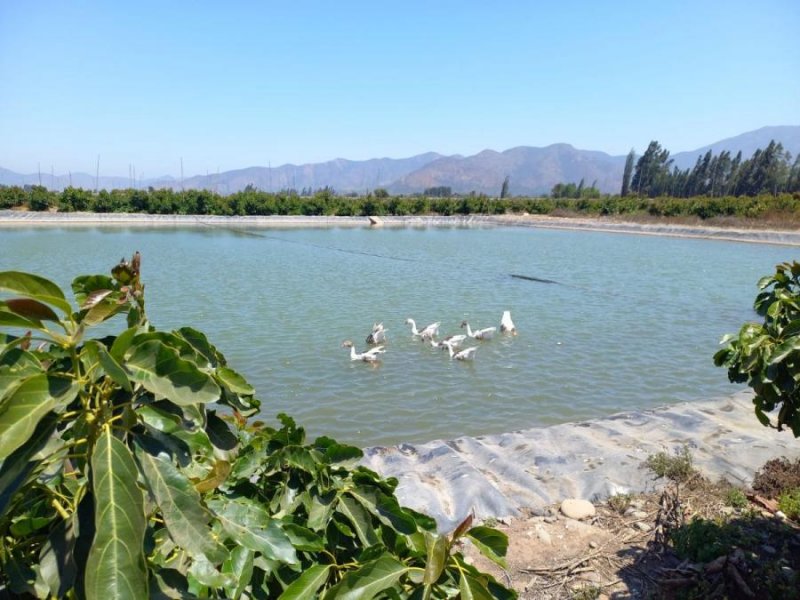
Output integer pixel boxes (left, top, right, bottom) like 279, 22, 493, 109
460, 479, 800, 599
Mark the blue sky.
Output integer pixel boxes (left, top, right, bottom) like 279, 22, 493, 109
1, 1, 797, 178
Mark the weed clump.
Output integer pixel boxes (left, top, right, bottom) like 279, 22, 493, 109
607, 493, 632, 514
724, 488, 748, 509
778, 487, 800, 521
643, 445, 695, 484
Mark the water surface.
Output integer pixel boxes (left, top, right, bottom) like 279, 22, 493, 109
0, 224, 790, 446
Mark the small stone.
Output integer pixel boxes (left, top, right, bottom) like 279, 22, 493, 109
634, 521, 652, 532
623, 507, 637, 517
560, 498, 596, 520
530, 507, 547, 517
535, 525, 552, 545
630, 510, 648, 520
527, 515, 544, 523
544, 515, 558, 524
589, 541, 599, 549
761, 545, 777, 555
775, 511, 788, 521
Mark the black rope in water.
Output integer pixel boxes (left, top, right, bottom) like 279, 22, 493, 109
510, 274, 561, 285
194, 218, 416, 262
196, 217, 574, 286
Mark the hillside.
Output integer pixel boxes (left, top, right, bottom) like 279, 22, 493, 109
2, 126, 798, 195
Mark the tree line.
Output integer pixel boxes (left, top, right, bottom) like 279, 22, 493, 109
622, 139, 800, 198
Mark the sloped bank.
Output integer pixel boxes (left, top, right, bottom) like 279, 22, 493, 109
362, 391, 800, 530
3, 211, 800, 246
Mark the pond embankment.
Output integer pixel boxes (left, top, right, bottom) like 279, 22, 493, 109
362, 391, 800, 530
2, 211, 800, 246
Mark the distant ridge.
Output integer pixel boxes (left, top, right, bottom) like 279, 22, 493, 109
2, 126, 798, 195
671, 126, 800, 169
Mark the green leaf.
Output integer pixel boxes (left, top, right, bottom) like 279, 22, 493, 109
0, 374, 78, 460
0, 306, 45, 331
769, 337, 800, 365
307, 492, 336, 531
83, 341, 132, 392
279, 564, 331, 600
223, 546, 254, 600
337, 494, 379, 547
348, 486, 417, 534
85, 429, 148, 600
110, 326, 138, 362
208, 497, 298, 564
177, 326, 220, 367
72, 274, 116, 306
0, 411, 57, 514
282, 522, 325, 552
82, 299, 126, 326
38, 512, 79, 598
206, 411, 238, 450
125, 339, 221, 406
136, 404, 182, 434
322, 554, 409, 600
187, 555, 233, 590
466, 526, 508, 569
459, 573, 494, 600
423, 533, 448, 585
216, 366, 254, 395
0, 271, 71, 314
135, 446, 227, 563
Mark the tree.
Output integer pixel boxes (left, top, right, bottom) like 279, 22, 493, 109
714, 260, 800, 436
631, 141, 673, 197
500, 175, 510, 199
0, 255, 514, 598
27, 185, 54, 211
621, 149, 635, 196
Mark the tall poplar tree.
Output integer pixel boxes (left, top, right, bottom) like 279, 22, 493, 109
621, 149, 635, 196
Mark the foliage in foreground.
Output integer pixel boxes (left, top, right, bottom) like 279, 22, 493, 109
714, 260, 800, 436
0, 255, 514, 598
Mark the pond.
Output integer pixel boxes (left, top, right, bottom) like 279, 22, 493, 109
0, 223, 791, 446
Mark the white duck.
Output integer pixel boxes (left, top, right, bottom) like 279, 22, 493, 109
341, 340, 385, 363
366, 322, 387, 345
500, 310, 517, 335
460, 320, 496, 340
406, 318, 440, 340
443, 339, 478, 361
429, 333, 467, 350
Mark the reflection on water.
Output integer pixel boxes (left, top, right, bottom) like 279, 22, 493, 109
0, 224, 788, 446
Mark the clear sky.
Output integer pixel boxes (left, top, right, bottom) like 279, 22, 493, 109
1, 0, 797, 178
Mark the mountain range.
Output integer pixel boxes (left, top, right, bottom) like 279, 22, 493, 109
1, 126, 797, 196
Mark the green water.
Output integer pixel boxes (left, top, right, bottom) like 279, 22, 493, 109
0, 224, 792, 446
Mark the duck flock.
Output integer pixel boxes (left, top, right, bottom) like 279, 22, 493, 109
341, 310, 516, 364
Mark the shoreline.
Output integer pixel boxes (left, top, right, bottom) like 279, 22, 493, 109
362, 391, 800, 530
2, 210, 800, 246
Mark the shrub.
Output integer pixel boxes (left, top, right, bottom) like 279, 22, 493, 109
644, 445, 695, 484
0, 254, 514, 598
715, 261, 800, 436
